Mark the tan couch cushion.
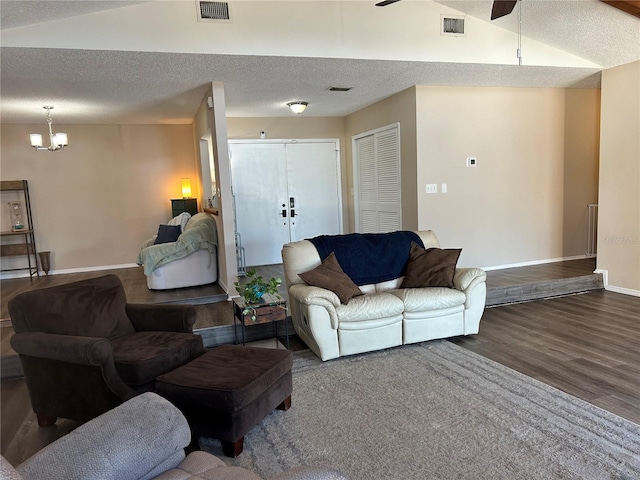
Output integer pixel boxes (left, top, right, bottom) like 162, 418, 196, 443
336, 292, 404, 323
391, 287, 466, 312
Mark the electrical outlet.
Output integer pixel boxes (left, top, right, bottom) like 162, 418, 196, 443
466, 157, 477, 167
426, 184, 438, 194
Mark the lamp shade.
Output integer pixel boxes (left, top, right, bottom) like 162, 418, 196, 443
54, 133, 68, 146
181, 178, 192, 198
30, 134, 43, 147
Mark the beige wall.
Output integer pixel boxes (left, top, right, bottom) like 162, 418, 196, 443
597, 61, 640, 293
0, 124, 197, 274
414, 86, 600, 269
191, 84, 238, 294
227, 117, 345, 142
345, 87, 418, 231
1, 84, 606, 279
563, 89, 601, 256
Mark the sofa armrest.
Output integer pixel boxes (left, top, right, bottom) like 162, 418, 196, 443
454, 267, 486, 293
289, 284, 340, 307
141, 236, 156, 249
10, 332, 135, 402
10, 332, 113, 366
1, 455, 22, 480
16, 392, 190, 480
126, 304, 197, 333
288, 284, 340, 330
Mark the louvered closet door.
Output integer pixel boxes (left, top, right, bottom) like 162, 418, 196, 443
354, 125, 401, 233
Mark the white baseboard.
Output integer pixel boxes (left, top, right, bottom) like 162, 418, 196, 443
481, 255, 590, 272
0, 263, 140, 280
594, 268, 640, 297
605, 285, 640, 297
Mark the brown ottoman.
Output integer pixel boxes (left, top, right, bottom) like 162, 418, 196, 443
155, 344, 293, 457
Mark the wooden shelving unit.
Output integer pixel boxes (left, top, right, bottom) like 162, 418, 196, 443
1, 180, 39, 278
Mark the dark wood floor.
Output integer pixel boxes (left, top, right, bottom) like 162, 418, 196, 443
1, 258, 597, 325
451, 290, 640, 425
0, 266, 227, 321
5, 257, 639, 467
484, 257, 597, 287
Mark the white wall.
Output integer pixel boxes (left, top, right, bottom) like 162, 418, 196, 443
2, 1, 598, 68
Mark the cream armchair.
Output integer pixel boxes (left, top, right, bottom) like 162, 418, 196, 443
137, 213, 218, 290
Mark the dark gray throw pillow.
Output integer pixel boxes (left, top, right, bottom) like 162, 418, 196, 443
299, 252, 363, 304
401, 242, 461, 288
154, 224, 182, 245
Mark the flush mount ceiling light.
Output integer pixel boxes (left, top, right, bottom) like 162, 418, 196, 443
287, 101, 308, 114
30, 106, 68, 152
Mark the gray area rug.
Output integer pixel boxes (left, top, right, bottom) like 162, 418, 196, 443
200, 341, 640, 479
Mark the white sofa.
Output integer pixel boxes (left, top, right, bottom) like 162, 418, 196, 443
281, 230, 487, 361
138, 213, 218, 290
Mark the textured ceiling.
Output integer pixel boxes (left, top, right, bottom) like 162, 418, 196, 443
436, 0, 640, 69
0, 1, 147, 29
0, 0, 638, 124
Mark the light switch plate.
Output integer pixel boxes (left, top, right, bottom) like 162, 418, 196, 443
426, 184, 438, 194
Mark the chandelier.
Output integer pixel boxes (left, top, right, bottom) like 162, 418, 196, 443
30, 106, 68, 152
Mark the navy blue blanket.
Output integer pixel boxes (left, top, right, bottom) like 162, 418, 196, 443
308, 231, 424, 286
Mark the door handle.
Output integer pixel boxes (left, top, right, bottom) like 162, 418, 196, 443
281, 209, 287, 218
290, 209, 296, 217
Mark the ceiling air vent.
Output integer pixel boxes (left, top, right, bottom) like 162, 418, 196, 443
441, 15, 465, 36
329, 86, 353, 92
197, 1, 231, 22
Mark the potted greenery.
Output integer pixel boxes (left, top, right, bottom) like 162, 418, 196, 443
234, 269, 283, 320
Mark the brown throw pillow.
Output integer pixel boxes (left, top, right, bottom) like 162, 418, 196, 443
299, 252, 363, 304
401, 242, 461, 288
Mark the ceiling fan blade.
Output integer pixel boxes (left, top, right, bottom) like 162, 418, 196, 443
375, 0, 402, 6
491, 0, 518, 20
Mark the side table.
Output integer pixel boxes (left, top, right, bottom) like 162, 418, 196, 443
232, 295, 289, 349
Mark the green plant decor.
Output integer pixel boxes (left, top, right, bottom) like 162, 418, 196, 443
234, 269, 283, 321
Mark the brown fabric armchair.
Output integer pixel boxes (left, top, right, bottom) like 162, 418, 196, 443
8, 274, 205, 426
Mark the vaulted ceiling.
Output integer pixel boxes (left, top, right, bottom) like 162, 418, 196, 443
1, 0, 638, 124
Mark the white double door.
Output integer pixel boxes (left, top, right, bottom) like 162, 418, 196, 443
229, 140, 342, 266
